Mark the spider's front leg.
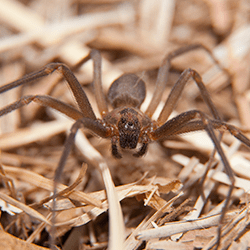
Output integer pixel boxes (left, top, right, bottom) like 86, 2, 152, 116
54, 117, 111, 184
151, 110, 235, 186
163, 117, 250, 148
50, 117, 111, 247
151, 109, 236, 248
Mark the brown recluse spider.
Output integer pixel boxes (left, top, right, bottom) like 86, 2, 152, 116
1, 44, 250, 248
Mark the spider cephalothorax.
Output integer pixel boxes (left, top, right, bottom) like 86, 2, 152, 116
104, 106, 152, 158
117, 108, 141, 150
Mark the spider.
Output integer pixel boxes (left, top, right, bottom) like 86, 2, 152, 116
1, 44, 250, 247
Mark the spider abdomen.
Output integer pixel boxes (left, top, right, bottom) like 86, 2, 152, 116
108, 74, 146, 109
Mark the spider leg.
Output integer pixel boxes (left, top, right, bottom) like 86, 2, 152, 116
152, 110, 201, 139
0, 95, 84, 121
0, 62, 96, 119
111, 136, 122, 159
72, 50, 109, 117
165, 118, 250, 148
133, 143, 148, 157
90, 50, 109, 116
54, 118, 110, 182
153, 111, 250, 148
145, 44, 226, 118
157, 68, 221, 125
152, 110, 236, 248
51, 117, 110, 247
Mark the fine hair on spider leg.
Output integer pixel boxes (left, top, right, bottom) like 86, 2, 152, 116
1, 45, 250, 248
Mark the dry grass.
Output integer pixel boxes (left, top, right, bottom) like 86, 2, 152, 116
0, 0, 250, 249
